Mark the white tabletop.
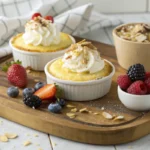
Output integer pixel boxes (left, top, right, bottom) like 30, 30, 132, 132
1, 13, 150, 150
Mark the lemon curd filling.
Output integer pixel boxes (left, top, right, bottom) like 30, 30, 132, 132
48, 59, 112, 81
11, 32, 73, 52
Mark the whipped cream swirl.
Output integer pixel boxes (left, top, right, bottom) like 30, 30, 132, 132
23, 17, 60, 46
62, 41, 104, 73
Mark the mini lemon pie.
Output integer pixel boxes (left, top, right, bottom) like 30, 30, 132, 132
10, 14, 75, 71
48, 40, 112, 81
11, 16, 73, 52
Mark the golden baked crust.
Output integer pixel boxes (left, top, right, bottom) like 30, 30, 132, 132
11, 32, 73, 52
48, 58, 112, 81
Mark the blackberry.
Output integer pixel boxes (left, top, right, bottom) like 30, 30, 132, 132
23, 95, 42, 108
127, 64, 145, 81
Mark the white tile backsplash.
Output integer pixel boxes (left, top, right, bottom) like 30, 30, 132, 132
75, 0, 147, 13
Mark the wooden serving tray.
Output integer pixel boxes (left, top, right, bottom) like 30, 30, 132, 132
0, 37, 150, 145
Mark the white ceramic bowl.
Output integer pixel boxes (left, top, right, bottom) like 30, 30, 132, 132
44, 58, 115, 101
118, 86, 150, 111
9, 35, 75, 71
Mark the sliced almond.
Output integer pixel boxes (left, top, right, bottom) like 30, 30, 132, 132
0, 135, 8, 142
93, 112, 99, 115
79, 108, 89, 113
89, 111, 93, 113
26, 70, 31, 73
66, 104, 75, 108
80, 42, 91, 46
114, 116, 124, 121
5, 133, 18, 139
135, 34, 147, 42
23, 141, 32, 146
101, 107, 105, 110
102, 112, 113, 119
66, 113, 76, 119
34, 79, 40, 82
71, 108, 78, 113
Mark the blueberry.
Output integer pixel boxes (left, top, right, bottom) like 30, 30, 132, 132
23, 88, 35, 96
57, 98, 66, 107
7, 86, 19, 98
48, 103, 62, 113
34, 82, 45, 91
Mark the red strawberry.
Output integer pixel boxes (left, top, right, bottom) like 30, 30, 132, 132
32, 12, 42, 20
145, 77, 150, 93
34, 84, 56, 100
127, 81, 147, 95
44, 15, 54, 23
7, 64, 27, 88
117, 75, 132, 90
145, 72, 150, 79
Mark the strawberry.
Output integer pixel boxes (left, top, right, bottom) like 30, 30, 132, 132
44, 15, 54, 23
32, 12, 42, 20
34, 84, 56, 100
7, 64, 27, 88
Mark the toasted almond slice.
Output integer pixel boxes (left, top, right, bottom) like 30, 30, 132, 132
89, 111, 93, 113
135, 34, 147, 42
66, 113, 76, 119
93, 112, 99, 115
5, 133, 18, 139
71, 108, 78, 113
23, 141, 32, 146
34, 79, 40, 82
77, 39, 86, 44
80, 42, 91, 46
79, 108, 89, 113
102, 112, 113, 119
114, 116, 124, 121
101, 107, 105, 110
0, 135, 8, 142
26, 70, 31, 73
66, 104, 75, 108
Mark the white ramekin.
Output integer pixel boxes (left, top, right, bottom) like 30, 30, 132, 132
118, 86, 150, 111
44, 58, 115, 101
9, 36, 75, 71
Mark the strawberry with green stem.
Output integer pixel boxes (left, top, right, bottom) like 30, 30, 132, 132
2, 60, 28, 88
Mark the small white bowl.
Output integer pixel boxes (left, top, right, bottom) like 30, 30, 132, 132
9, 35, 75, 71
118, 86, 150, 111
44, 58, 115, 101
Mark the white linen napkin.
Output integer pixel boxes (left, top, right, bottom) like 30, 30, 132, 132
0, 0, 121, 58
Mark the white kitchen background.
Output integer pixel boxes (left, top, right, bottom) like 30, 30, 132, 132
75, 0, 149, 13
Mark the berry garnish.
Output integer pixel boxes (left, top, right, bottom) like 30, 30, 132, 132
44, 16, 54, 23
23, 95, 42, 109
32, 13, 42, 20
127, 64, 145, 81
7, 86, 19, 98
34, 82, 45, 91
23, 88, 35, 96
117, 75, 132, 90
145, 78, 150, 93
2, 60, 28, 88
48, 103, 62, 113
34, 84, 56, 100
127, 81, 147, 95
57, 98, 66, 107
145, 72, 150, 79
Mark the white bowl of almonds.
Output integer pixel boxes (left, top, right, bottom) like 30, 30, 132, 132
113, 23, 150, 71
